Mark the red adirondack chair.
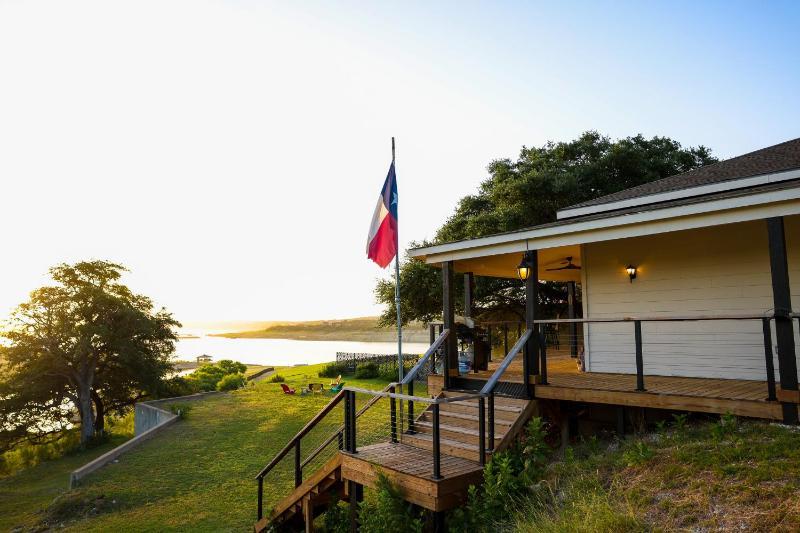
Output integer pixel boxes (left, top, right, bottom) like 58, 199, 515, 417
280, 383, 296, 395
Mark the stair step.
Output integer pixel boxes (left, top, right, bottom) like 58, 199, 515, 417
437, 401, 521, 422
401, 432, 485, 463
413, 421, 503, 445
421, 409, 513, 428
441, 391, 529, 409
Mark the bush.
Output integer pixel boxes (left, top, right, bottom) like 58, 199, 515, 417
359, 473, 423, 533
378, 363, 414, 382
189, 364, 228, 391
217, 359, 247, 375
268, 374, 285, 383
319, 361, 350, 378
158, 376, 200, 398
354, 362, 379, 379
216, 373, 246, 391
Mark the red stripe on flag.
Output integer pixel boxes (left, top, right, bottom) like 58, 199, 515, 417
367, 215, 398, 268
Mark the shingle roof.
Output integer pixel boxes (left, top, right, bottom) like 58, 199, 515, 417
565, 137, 800, 210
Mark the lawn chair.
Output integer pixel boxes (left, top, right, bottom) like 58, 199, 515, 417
329, 382, 345, 394
308, 383, 325, 394
280, 383, 296, 395
329, 375, 342, 387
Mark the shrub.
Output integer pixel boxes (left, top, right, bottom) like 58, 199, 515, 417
216, 373, 246, 391
323, 500, 350, 533
217, 359, 247, 375
158, 376, 200, 398
354, 362, 379, 379
359, 473, 423, 533
189, 364, 228, 391
378, 363, 414, 382
268, 374, 286, 383
319, 361, 350, 378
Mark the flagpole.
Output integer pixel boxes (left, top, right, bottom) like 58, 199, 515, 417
393, 137, 403, 383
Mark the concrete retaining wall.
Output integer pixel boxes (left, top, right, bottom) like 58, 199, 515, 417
69, 391, 221, 488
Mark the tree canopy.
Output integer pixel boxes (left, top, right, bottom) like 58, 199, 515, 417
376, 132, 716, 326
0, 261, 180, 450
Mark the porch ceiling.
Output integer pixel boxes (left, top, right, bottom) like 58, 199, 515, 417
453, 244, 581, 281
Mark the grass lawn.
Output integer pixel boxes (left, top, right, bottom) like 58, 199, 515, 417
1, 362, 411, 532
511, 416, 800, 532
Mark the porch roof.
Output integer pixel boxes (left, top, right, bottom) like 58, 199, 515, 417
409, 178, 800, 280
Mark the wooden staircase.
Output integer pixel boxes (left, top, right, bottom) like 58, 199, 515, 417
402, 392, 533, 462
255, 391, 535, 532
254, 454, 345, 532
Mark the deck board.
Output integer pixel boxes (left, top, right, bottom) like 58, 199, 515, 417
473, 349, 783, 419
340, 443, 484, 511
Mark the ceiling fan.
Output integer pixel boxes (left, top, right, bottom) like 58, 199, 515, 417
546, 256, 581, 271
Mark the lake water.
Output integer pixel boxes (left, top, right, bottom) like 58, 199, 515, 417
174, 336, 430, 367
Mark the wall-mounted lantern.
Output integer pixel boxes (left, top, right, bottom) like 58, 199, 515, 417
517, 255, 532, 280
626, 265, 638, 283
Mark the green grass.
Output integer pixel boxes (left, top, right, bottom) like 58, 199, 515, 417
512, 417, 800, 532
2, 362, 410, 532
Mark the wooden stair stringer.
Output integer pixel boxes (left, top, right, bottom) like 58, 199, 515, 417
254, 453, 343, 532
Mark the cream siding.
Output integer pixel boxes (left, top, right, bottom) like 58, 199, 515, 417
583, 216, 800, 380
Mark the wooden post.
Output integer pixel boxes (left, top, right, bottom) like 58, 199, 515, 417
432, 403, 442, 479
294, 441, 302, 487
524, 250, 539, 397
767, 217, 798, 424
762, 318, 777, 401
568, 281, 578, 358
390, 385, 398, 442
257, 477, 263, 520
635, 320, 645, 391
487, 325, 492, 363
478, 396, 486, 465
464, 272, 474, 320
442, 261, 457, 389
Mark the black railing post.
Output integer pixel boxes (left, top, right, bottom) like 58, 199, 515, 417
487, 325, 493, 363
478, 396, 486, 465
487, 393, 495, 453
432, 403, 442, 480
390, 385, 398, 442
503, 324, 509, 356
763, 318, 777, 401
539, 333, 548, 385
408, 380, 415, 433
294, 441, 302, 487
257, 477, 263, 521
635, 320, 645, 391
349, 391, 357, 453
343, 390, 351, 452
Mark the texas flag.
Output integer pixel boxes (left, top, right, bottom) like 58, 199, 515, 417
366, 162, 398, 268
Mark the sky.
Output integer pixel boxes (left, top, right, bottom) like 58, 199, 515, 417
0, 0, 798, 326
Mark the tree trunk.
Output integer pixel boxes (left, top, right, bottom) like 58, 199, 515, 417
91, 389, 105, 436
77, 385, 95, 447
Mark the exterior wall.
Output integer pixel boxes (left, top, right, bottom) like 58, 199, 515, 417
583, 216, 800, 380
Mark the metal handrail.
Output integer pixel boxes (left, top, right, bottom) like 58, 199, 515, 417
300, 382, 393, 469
255, 389, 346, 480
344, 385, 483, 404
401, 329, 449, 385
480, 329, 531, 395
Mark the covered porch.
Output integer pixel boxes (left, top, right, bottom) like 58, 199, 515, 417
411, 204, 800, 424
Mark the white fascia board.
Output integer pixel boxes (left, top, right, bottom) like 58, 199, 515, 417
556, 168, 800, 220
413, 187, 800, 264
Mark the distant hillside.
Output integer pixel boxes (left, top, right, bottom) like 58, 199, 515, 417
211, 316, 429, 342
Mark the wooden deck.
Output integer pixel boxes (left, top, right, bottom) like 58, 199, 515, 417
340, 442, 484, 511
458, 350, 784, 420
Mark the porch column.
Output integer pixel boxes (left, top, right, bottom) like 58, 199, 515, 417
767, 217, 799, 424
442, 261, 458, 389
464, 272, 474, 321
524, 250, 539, 397
568, 281, 578, 358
